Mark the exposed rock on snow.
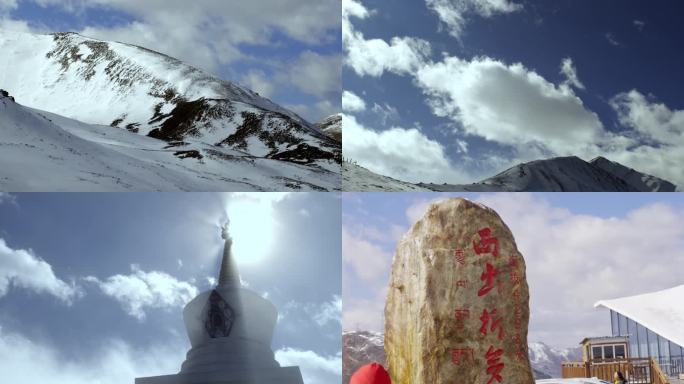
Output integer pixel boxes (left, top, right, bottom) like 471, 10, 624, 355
0, 94, 339, 191
385, 198, 534, 384
315, 113, 342, 142
0, 29, 341, 190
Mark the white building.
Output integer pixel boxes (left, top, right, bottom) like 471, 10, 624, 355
595, 284, 684, 377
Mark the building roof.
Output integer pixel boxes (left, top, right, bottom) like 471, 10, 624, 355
595, 284, 684, 348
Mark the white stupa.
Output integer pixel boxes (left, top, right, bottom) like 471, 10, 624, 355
135, 221, 304, 384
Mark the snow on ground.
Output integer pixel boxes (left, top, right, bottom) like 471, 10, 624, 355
0, 95, 339, 191
342, 162, 431, 191
595, 284, 684, 349
536, 379, 611, 384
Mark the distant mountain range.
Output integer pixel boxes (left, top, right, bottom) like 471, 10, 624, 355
343, 330, 582, 383
0, 30, 340, 191
344, 156, 676, 192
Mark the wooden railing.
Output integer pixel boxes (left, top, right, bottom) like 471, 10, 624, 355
561, 358, 670, 384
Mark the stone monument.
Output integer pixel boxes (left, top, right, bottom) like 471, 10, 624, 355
136, 220, 304, 384
384, 198, 534, 384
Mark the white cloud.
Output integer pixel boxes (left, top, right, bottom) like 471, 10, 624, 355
633, 20, 646, 31
342, 90, 366, 112
241, 70, 277, 98
312, 295, 342, 327
275, 348, 341, 384
415, 56, 604, 157
36, 0, 339, 74
0, 325, 185, 384
288, 51, 341, 99
0, 0, 17, 12
605, 32, 621, 46
342, 114, 468, 183
371, 102, 399, 125
0, 238, 81, 303
0, 192, 16, 205
608, 90, 684, 188
426, 0, 522, 39
560, 57, 585, 90
475, 194, 684, 347
343, 0, 430, 77
85, 265, 198, 320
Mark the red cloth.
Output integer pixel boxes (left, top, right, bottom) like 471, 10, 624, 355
350, 363, 391, 384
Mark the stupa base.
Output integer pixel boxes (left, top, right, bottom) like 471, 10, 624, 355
135, 366, 304, 384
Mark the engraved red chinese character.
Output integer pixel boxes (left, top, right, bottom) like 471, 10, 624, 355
485, 346, 505, 384
454, 308, 470, 329
479, 309, 504, 340
451, 348, 474, 366
478, 263, 498, 297
456, 280, 468, 289
472, 227, 499, 258
510, 271, 521, 285
508, 254, 519, 268
454, 248, 465, 265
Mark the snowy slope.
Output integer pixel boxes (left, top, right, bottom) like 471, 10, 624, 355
423, 156, 639, 192
0, 30, 340, 165
342, 162, 431, 191
590, 156, 676, 192
0, 93, 339, 191
315, 113, 342, 142
595, 284, 684, 349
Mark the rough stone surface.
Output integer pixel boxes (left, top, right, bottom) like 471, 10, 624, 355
384, 198, 534, 384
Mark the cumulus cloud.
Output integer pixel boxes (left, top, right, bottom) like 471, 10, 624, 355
343, 0, 431, 77
426, 0, 522, 39
312, 295, 342, 327
608, 90, 684, 188
342, 114, 468, 183
475, 193, 684, 346
85, 265, 198, 320
0, 325, 185, 384
287, 51, 341, 99
241, 70, 277, 98
275, 348, 342, 384
560, 57, 585, 90
414, 56, 605, 157
36, 0, 339, 73
342, 90, 366, 112
0, 238, 81, 303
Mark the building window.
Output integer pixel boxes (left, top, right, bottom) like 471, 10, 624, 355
611, 310, 618, 336
648, 329, 659, 358
604, 345, 615, 359
615, 345, 626, 359
593, 346, 603, 360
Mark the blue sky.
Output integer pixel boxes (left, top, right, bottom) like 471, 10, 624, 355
0, 192, 341, 384
343, 192, 684, 348
342, 0, 684, 188
0, 0, 341, 122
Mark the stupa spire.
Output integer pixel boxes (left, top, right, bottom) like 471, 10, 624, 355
218, 220, 239, 288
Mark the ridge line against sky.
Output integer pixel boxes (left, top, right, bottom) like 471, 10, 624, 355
0, 0, 342, 122
0, 192, 342, 384
342, 192, 684, 349
341, 0, 684, 188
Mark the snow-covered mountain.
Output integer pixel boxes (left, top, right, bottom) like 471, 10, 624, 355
343, 331, 386, 384
0, 91, 339, 191
344, 156, 676, 192
343, 331, 581, 383
590, 156, 676, 192
0, 30, 340, 190
315, 113, 341, 142
528, 342, 582, 379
